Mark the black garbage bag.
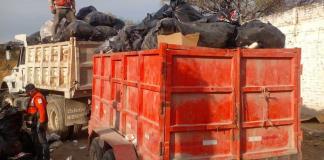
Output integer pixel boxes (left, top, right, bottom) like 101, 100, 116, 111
236, 20, 285, 48
96, 26, 133, 53
132, 4, 172, 44
141, 28, 158, 50
112, 18, 125, 31
152, 4, 172, 20
0, 106, 23, 158
170, 0, 203, 22
84, 11, 116, 26
0, 135, 5, 158
54, 20, 96, 42
142, 18, 237, 50
44, 19, 68, 43
95, 26, 118, 39
27, 32, 41, 45
77, 5, 97, 20
179, 21, 237, 48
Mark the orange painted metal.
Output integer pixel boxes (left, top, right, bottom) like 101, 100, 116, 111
89, 44, 302, 160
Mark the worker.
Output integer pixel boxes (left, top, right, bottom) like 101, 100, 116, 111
219, 0, 240, 24
50, 0, 76, 35
25, 84, 49, 160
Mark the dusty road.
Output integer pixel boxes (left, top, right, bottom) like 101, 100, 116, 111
51, 129, 89, 160
51, 123, 324, 160
302, 122, 324, 160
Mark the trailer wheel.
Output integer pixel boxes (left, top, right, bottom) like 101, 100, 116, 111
89, 137, 104, 160
102, 149, 115, 160
47, 99, 69, 139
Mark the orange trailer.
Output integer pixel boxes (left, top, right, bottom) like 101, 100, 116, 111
89, 44, 302, 160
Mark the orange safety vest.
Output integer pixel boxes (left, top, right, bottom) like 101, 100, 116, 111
54, 0, 72, 7
27, 91, 48, 123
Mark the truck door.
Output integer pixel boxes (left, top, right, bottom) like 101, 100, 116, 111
17, 47, 26, 91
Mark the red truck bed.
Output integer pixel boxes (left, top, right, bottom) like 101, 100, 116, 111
89, 44, 302, 160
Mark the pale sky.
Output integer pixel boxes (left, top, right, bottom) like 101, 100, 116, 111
0, 0, 162, 43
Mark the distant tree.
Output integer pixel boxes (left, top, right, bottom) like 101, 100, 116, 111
187, 0, 286, 21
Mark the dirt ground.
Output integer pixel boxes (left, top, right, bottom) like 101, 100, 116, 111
51, 123, 324, 160
51, 129, 89, 160
301, 122, 324, 160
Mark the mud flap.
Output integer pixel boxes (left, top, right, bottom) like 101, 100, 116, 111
64, 99, 89, 126
93, 128, 138, 160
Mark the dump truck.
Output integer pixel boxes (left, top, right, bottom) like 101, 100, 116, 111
1, 35, 102, 138
89, 44, 302, 160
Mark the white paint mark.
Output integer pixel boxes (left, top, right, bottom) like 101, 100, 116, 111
248, 136, 262, 142
144, 133, 150, 140
126, 123, 131, 129
203, 140, 218, 146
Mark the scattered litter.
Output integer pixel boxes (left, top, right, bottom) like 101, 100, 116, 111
79, 146, 87, 150
66, 155, 73, 160
49, 140, 63, 149
47, 133, 61, 143
72, 140, 78, 146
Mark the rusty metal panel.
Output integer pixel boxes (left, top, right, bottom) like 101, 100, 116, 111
165, 48, 237, 160
240, 49, 301, 159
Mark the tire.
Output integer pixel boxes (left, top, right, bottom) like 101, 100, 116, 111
46, 98, 69, 139
89, 137, 104, 160
68, 124, 83, 139
102, 149, 115, 160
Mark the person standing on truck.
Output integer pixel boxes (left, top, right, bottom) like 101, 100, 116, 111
219, 0, 240, 24
49, 0, 76, 34
24, 84, 49, 160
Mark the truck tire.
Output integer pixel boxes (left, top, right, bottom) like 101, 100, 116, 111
102, 149, 115, 160
47, 99, 69, 139
89, 137, 104, 160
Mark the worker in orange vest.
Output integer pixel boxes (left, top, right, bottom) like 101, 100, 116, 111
49, 0, 76, 35
25, 84, 49, 160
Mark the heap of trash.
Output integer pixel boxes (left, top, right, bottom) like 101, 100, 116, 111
0, 102, 34, 159
27, 6, 125, 45
26, 0, 285, 52
96, 0, 285, 53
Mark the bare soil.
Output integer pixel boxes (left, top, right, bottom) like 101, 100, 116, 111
51, 129, 89, 160
302, 122, 324, 160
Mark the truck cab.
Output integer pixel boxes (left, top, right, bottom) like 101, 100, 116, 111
2, 40, 26, 93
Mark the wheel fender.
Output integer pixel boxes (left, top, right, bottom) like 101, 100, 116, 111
91, 128, 138, 160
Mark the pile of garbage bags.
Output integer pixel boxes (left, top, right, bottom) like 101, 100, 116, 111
27, 6, 125, 45
27, 0, 285, 51
97, 0, 285, 53
0, 104, 34, 159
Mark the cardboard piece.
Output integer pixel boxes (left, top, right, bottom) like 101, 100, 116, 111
157, 32, 199, 47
